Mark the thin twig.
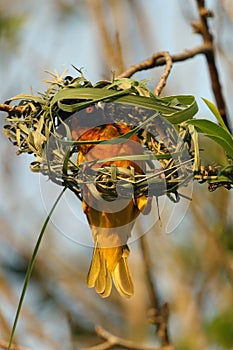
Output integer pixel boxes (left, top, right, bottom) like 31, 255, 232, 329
116, 44, 211, 79
117, 50, 172, 95
0, 104, 27, 115
153, 52, 173, 95
83, 326, 174, 350
139, 236, 171, 346
139, 235, 159, 310
156, 303, 170, 347
193, 0, 231, 131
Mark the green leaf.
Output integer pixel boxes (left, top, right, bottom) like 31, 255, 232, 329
202, 97, 231, 133
160, 95, 198, 123
186, 119, 233, 158
187, 124, 200, 171
6, 93, 46, 104
50, 87, 198, 124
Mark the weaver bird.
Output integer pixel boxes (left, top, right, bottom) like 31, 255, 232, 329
71, 105, 151, 298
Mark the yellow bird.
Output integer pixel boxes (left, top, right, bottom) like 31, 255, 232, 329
71, 107, 151, 297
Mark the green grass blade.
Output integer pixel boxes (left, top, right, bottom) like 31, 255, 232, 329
50, 87, 198, 123
7, 187, 66, 350
202, 98, 231, 133
186, 119, 233, 158
6, 93, 46, 104
188, 124, 200, 171
160, 95, 198, 123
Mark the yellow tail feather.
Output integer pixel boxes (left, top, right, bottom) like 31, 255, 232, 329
87, 245, 134, 298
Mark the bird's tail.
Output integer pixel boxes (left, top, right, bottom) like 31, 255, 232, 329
87, 245, 134, 298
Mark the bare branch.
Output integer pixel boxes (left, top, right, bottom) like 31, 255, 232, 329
153, 52, 173, 96
139, 235, 159, 310
0, 103, 27, 115
116, 44, 211, 79
140, 236, 171, 346
117, 51, 173, 95
148, 303, 170, 347
83, 326, 174, 350
194, 0, 231, 131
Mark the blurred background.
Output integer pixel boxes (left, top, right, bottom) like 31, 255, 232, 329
0, 0, 233, 349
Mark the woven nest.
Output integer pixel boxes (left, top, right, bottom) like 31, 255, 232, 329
3, 70, 200, 202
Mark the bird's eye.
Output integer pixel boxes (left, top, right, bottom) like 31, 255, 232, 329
86, 106, 94, 113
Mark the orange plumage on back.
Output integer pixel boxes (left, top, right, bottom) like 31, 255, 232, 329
72, 109, 150, 298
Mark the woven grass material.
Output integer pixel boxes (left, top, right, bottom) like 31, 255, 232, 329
3, 70, 199, 201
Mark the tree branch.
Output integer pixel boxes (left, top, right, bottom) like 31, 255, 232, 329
140, 236, 171, 347
117, 51, 173, 95
0, 104, 27, 115
139, 235, 160, 310
116, 44, 211, 79
83, 326, 174, 350
193, 0, 231, 132
153, 52, 172, 96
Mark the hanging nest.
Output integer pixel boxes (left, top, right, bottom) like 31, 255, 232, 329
2, 69, 212, 202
